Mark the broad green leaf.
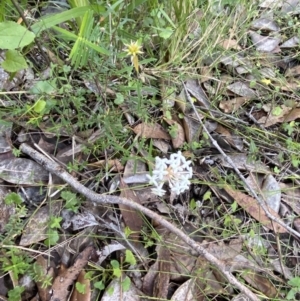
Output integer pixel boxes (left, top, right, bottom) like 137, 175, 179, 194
122, 276, 131, 292
31, 6, 105, 34
0, 21, 35, 49
33, 99, 46, 113
53, 26, 110, 56
1, 50, 27, 72
44, 229, 59, 246
203, 191, 211, 201
288, 277, 300, 287
125, 250, 136, 265
114, 93, 124, 105
272, 106, 282, 116
156, 27, 173, 39
8, 286, 25, 301
110, 260, 121, 278
49, 216, 62, 229
30, 80, 57, 94
5, 192, 22, 206
75, 282, 86, 294
94, 281, 105, 290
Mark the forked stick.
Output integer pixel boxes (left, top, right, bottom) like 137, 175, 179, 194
20, 143, 259, 301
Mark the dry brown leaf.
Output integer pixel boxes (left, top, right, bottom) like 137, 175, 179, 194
164, 119, 185, 148
102, 276, 143, 301
224, 186, 286, 233
0, 158, 49, 185
280, 182, 300, 207
119, 179, 144, 242
242, 272, 278, 298
284, 107, 300, 122
257, 104, 292, 127
249, 31, 281, 52
87, 159, 124, 171
285, 65, 300, 77
215, 124, 235, 147
51, 246, 95, 301
213, 153, 270, 174
182, 116, 201, 143
170, 278, 201, 301
153, 246, 170, 299
261, 174, 281, 213
275, 79, 299, 91
70, 271, 91, 301
199, 66, 212, 83
219, 97, 250, 113
218, 38, 241, 50
259, 0, 283, 9
20, 201, 62, 246
281, 36, 300, 48
35, 256, 54, 301
152, 139, 169, 153
132, 123, 171, 140
185, 79, 211, 109
251, 17, 279, 32
227, 82, 257, 98
205, 239, 243, 261
0, 186, 15, 233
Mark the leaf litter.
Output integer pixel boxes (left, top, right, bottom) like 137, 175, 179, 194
2, 1, 300, 301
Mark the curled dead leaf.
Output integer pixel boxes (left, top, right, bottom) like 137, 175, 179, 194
224, 186, 286, 233
133, 123, 171, 140
164, 119, 185, 148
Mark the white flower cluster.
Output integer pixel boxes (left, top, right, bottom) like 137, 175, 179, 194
146, 151, 193, 196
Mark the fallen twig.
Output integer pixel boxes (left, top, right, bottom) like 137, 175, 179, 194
20, 143, 260, 301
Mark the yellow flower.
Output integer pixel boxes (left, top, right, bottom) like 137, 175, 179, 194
261, 78, 271, 85
124, 41, 143, 73
124, 40, 143, 57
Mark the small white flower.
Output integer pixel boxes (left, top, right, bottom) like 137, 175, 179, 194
147, 151, 193, 197
151, 183, 166, 197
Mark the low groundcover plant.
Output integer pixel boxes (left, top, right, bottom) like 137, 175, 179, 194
147, 151, 193, 196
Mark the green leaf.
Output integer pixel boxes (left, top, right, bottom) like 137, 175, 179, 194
110, 260, 121, 278
94, 281, 105, 290
75, 282, 86, 294
231, 201, 238, 212
44, 229, 59, 246
8, 286, 25, 301
54, 25, 109, 55
124, 226, 133, 238
272, 106, 282, 116
114, 93, 124, 105
31, 6, 105, 34
33, 99, 46, 113
1, 50, 27, 72
125, 250, 136, 265
107, 287, 114, 296
288, 277, 300, 288
165, 110, 172, 120
49, 217, 62, 229
203, 191, 211, 201
61, 191, 81, 213
189, 198, 196, 210
286, 289, 296, 300
30, 80, 57, 95
158, 27, 173, 39
5, 192, 22, 206
0, 21, 35, 49
122, 276, 131, 292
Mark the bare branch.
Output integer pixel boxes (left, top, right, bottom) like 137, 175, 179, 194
20, 142, 259, 301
